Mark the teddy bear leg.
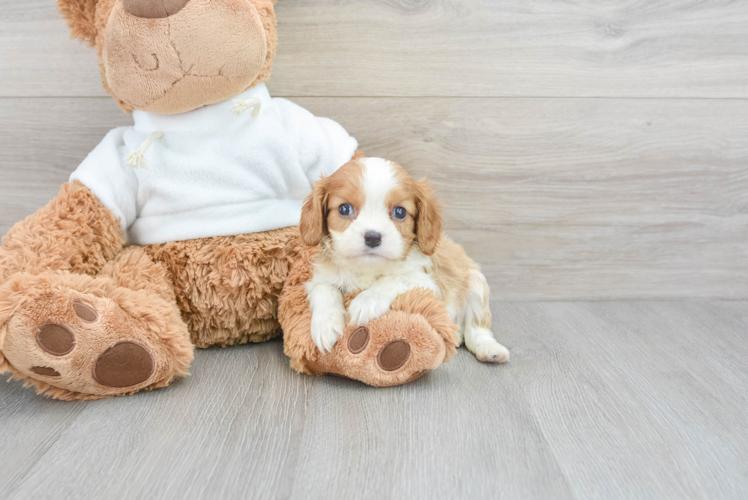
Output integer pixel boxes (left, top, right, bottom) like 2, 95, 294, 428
143, 227, 302, 348
0, 247, 193, 400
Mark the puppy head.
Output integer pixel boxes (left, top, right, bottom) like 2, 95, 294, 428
300, 158, 442, 262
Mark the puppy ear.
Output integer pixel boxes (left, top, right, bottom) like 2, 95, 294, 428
57, 0, 100, 46
300, 178, 329, 247
415, 178, 443, 256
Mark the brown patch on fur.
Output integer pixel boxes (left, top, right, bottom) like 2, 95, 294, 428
428, 235, 491, 330
414, 179, 442, 255
386, 161, 442, 255
144, 226, 302, 348
385, 161, 443, 255
300, 159, 365, 247
386, 166, 419, 253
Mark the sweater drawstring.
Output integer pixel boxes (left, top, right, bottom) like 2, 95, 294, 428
126, 131, 163, 169
230, 97, 262, 117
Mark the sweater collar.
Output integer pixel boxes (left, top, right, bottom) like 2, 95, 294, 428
132, 83, 272, 134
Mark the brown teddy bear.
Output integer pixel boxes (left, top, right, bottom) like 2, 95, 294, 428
0, 0, 458, 400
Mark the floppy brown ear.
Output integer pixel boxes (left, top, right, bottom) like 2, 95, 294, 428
415, 178, 443, 255
57, 0, 100, 46
299, 178, 329, 247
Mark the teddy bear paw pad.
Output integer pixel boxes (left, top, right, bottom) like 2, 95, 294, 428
2, 288, 164, 397
347, 326, 370, 354
376, 340, 411, 371
94, 341, 154, 388
36, 323, 75, 355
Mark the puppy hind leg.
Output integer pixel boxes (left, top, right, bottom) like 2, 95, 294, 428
461, 269, 509, 364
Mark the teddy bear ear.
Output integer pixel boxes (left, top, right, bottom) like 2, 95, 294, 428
57, 0, 100, 46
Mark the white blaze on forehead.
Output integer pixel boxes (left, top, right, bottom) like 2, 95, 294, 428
328, 157, 406, 263
360, 158, 398, 213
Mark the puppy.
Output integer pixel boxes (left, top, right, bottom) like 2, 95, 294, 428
300, 157, 509, 363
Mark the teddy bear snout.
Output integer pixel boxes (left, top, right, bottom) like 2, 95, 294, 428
103, 0, 271, 114
123, 0, 191, 19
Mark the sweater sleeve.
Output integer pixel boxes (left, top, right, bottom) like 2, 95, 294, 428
69, 127, 138, 235
273, 98, 358, 183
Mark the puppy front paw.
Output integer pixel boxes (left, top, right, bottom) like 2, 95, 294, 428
348, 291, 395, 326
311, 308, 346, 354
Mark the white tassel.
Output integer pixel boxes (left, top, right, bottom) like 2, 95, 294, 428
126, 131, 163, 169
230, 97, 262, 117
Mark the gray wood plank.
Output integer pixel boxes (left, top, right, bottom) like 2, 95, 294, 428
4, 340, 311, 500
2, 302, 747, 499
1, 97, 746, 300
2, 0, 748, 98
499, 301, 748, 500
287, 355, 573, 500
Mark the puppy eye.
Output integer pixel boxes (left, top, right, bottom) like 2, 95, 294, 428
338, 203, 353, 216
392, 206, 407, 220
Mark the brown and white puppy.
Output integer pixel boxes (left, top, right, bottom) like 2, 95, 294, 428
300, 157, 509, 363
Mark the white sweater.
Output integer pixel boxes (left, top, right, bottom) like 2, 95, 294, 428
70, 83, 357, 245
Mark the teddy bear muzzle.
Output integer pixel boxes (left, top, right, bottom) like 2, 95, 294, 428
104, 0, 269, 114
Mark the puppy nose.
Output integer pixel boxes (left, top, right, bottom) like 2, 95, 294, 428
364, 231, 382, 248
123, 0, 190, 19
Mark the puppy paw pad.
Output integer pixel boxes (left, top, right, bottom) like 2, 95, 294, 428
36, 324, 75, 356
73, 302, 98, 323
347, 326, 370, 354
93, 341, 154, 388
377, 340, 411, 371
31, 366, 61, 377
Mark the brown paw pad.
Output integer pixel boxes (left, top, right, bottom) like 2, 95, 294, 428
73, 302, 98, 322
347, 326, 370, 354
93, 341, 154, 388
377, 340, 411, 372
31, 366, 61, 377
36, 324, 75, 356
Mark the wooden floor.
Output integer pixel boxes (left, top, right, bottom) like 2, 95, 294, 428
0, 301, 746, 499
2, 1, 748, 499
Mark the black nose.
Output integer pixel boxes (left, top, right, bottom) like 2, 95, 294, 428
364, 231, 382, 248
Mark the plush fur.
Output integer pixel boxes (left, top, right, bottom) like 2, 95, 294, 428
0, 0, 457, 399
144, 227, 302, 348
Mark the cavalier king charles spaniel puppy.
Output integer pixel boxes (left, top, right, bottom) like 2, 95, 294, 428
300, 157, 509, 363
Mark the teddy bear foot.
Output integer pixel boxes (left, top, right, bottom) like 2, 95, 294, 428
0, 272, 193, 400
304, 309, 451, 387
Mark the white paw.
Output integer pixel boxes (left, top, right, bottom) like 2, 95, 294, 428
475, 341, 510, 364
311, 308, 346, 354
348, 291, 394, 326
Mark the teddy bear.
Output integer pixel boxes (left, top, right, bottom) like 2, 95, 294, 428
0, 0, 458, 400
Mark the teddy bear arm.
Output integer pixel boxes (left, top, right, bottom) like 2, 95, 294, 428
0, 181, 126, 283
279, 251, 460, 385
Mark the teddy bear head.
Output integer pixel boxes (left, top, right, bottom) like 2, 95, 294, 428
57, 0, 278, 114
